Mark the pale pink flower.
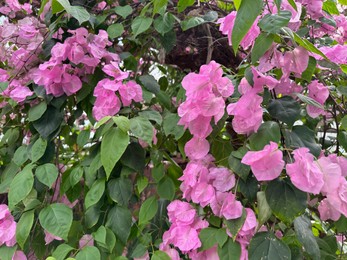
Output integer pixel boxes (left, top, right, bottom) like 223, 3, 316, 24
318, 198, 341, 221
0, 204, 16, 247
44, 230, 63, 245
306, 80, 328, 118
79, 234, 94, 248
241, 142, 284, 181
12, 251, 27, 260
286, 148, 324, 194
184, 137, 210, 160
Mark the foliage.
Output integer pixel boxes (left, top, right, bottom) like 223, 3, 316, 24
0, 0, 347, 259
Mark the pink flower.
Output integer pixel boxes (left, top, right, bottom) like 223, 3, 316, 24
241, 142, 284, 181
118, 81, 143, 106
316, 156, 342, 195
210, 192, 243, 220
282, 47, 309, 76
286, 148, 324, 194
0, 204, 16, 247
306, 80, 328, 118
326, 177, 347, 217
218, 11, 260, 49
209, 167, 235, 192
44, 230, 63, 245
12, 251, 27, 260
318, 198, 341, 221
92, 91, 121, 121
102, 61, 129, 81
189, 246, 219, 260
167, 200, 196, 225
159, 244, 180, 260
185, 137, 210, 160
227, 90, 263, 135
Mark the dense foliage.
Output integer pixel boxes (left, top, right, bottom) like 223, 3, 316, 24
1, 0, 347, 259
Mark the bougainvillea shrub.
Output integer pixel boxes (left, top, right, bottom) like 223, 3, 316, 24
1, 0, 347, 259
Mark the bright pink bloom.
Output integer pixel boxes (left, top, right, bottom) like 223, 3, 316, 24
159, 244, 180, 260
167, 200, 197, 225
326, 177, 347, 217
118, 81, 143, 106
241, 142, 284, 181
306, 80, 328, 118
227, 90, 263, 135
316, 156, 342, 195
209, 167, 235, 192
92, 91, 121, 121
286, 148, 324, 194
210, 192, 243, 220
0, 204, 16, 247
317, 45, 347, 64
218, 11, 260, 49
44, 230, 63, 245
282, 47, 309, 76
102, 61, 129, 80
189, 246, 219, 260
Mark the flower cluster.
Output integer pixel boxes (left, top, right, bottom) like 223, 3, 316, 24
0, 0, 32, 18
0, 204, 16, 247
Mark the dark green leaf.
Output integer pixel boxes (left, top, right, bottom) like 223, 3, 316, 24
114, 5, 133, 18
199, 228, 225, 251
301, 56, 317, 82
157, 176, 175, 200
33, 106, 63, 139
294, 215, 320, 260
139, 75, 160, 94
106, 205, 132, 244
265, 179, 307, 224
8, 164, 34, 209
39, 203, 73, 240
0, 246, 17, 260
232, 0, 263, 53
154, 13, 175, 35
181, 17, 205, 31
163, 113, 185, 140
268, 96, 301, 126
108, 178, 132, 206
139, 110, 162, 125
107, 23, 124, 39
31, 138, 47, 163
284, 125, 321, 157
177, 0, 194, 12
139, 196, 158, 225
75, 246, 100, 260
293, 32, 328, 60
28, 102, 47, 122
101, 127, 129, 179
257, 191, 272, 226
131, 17, 153, 37
224, 209, 247, 239
249, 232, 291, 260
249, 121, 281, 151
251, 33, 275, 63
85, 178, 105, 209
52, 244, 74, 260
35, 163, 59, 188
259, 11, 291, 33
218, 239, 241, 260
16, 210, 34, 249
228, 155, 250, 181
130, 117, 154, 145
13, 146, 29, 166
152, 251, 170, 260
120, 142, 146, 173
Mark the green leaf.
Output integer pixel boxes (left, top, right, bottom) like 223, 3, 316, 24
210, 138, 233, 167
35, 163, 59, 188
323, 0, 340, 15
130, 117, 154, 145
157, 176, 175, 200
301, 56, 317, 82
228, 155, 250, 181
107, 23, 124, 39
8, 165, 34, 209
249, 232, 291, 260
268, 96, 301, 126
177, 0, 194, 12
224, 209, 247, 239
120, 142, 146, 173
257, 191, 272, 226
75, 246, 100, 260
131, 17, 153, 37
101, 127, 129, 179
62, 166, 83, 192
55, 0, 90, 24
249, 121, 281, 151
339, 0, 347, 4
31, 138, 47, 163
137, 176, 148, 194
335, 215, 347, 232
16, 210, 34, 249
85, 178, 105, 209
114, 5, 133, 18
93, 226, 116, 253
33, 106, 63, 139
52, 244, 74, 260
13, 146, 29, 166
154, 13, 175, 35
39, 203, 73, 240
139, 196, 158, 226
181, 17, 205, 31
293, 32, 328, 60
232, 0, 263, 53
341, 115, 347, 131
199, 228, 226, 251
258, 11, 291, 33
295, 93, 324, 109
218, 238, 241, 260
294, 215, 320, 260
112, 116, 130, 132
108, 178, 132, 206
163, 113, 185, 140
151, 251, 170, 260
28, 102, 47, 122
106, 205, 132, 244
153, 0, 168, 14
251, 33, 275, 63
265, 179, 307, 224
139, 75, 160, 94
284, 125, 321, 157
139, 110, 162, 125
0, 246, 17, 260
